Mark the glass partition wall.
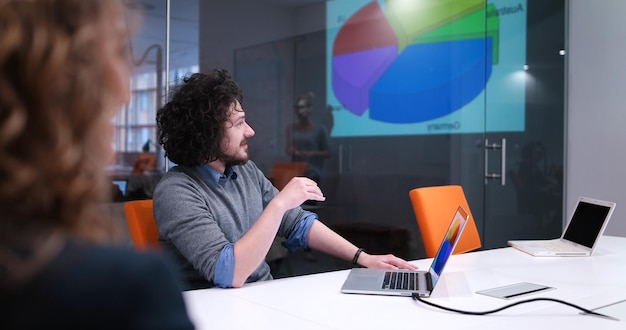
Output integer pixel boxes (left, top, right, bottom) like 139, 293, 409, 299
122, 0, 565, 277
110, 0, 198, 200
233, 0, 565, 275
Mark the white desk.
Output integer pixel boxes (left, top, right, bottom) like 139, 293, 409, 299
184, 236, 626, 329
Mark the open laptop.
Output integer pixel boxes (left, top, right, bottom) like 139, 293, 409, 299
508, 196, 616, 257
340, 205, 469, 298
112, 179, 128, 196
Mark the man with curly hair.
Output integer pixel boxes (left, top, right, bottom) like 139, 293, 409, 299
154, 69, 417, 290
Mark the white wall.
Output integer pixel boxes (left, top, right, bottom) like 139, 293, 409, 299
567, 0, 626, 237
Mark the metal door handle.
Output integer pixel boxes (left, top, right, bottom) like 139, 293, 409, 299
484, 138, 506, 186
338, 144, 343, 175
337, 144, 352, 175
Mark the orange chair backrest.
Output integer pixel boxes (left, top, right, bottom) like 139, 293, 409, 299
123, 199, 160, 251
409, 185, 481, 258
268, 162, 308, 190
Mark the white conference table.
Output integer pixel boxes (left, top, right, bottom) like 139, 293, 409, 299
184, 236, 626, 329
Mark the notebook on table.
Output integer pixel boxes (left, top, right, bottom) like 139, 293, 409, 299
340, 205, 470, 298
508, 196, 616, 257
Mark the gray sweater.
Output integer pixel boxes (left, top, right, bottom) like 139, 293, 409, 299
152, 161, 307, 290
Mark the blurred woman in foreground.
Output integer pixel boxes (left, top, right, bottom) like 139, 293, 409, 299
0, 1, 194, 329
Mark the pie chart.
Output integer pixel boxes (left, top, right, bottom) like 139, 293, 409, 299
331, 0, 500, 124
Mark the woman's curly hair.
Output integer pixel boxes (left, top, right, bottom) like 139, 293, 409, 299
0, 0, 127, 241
157, 70, 243, 166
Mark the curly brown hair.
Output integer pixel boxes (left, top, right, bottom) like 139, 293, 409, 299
157, 70, 244, 166
0, 0, 129, 241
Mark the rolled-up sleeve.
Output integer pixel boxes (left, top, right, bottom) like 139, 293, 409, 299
282, 212, 316, 253
213, 243, 235, 288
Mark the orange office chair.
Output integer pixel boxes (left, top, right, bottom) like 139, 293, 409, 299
123, 199, 161, 251
409, 185, 481, 258
267, 162, 309, 191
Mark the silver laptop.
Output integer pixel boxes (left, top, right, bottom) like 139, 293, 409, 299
341, 205, 470, 298
508, 196, 616, 257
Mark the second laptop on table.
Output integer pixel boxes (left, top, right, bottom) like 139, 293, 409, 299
508, 196, 616, 257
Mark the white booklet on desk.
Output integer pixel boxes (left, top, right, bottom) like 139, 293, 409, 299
508, 196, 616, 257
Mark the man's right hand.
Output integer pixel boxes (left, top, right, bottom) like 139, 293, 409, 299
274, 177, 325, 210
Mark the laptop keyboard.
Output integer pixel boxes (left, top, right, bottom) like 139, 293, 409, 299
531, 240, 585, 252
382, 271, 418, 291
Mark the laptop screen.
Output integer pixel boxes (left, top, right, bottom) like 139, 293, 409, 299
562, 200, 611, 248
428, 206, 469, 284
112, 179, 128, 196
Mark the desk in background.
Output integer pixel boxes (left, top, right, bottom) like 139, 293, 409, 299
184, 236, 626, 329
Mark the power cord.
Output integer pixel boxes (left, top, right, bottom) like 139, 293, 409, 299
412, 294, 618, 321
